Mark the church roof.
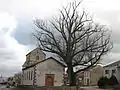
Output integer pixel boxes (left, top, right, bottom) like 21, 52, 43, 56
26, 47, 46, 56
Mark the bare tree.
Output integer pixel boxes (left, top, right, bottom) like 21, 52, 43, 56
33, 1, 112, 86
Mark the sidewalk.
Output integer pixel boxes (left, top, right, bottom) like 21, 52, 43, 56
0, 84, 6, 89
80, 86, 112, 90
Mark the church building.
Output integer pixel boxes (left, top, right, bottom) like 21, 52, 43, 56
21, 48, 66, 87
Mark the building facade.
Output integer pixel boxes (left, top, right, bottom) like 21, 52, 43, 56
103, 60, 120, 83
75, 65, 104, 86
76, 71, 90, 86
90, 65, 104, 86
21, 48, 65, 87
0, 75, 7, 84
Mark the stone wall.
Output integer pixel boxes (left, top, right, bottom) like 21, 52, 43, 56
26, 48, 46, 65
90, 65, 104, 86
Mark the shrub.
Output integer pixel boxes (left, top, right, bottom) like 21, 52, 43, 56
98, 75, 119, 88
108, 75, 118, 85
97, 76, 109, 88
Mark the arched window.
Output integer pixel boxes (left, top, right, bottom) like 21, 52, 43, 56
36, 56, 39, 60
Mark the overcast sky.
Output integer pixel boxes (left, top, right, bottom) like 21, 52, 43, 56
0, 0, 120, 77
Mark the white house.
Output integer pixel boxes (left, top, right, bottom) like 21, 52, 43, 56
21, 48, 66, 87
0, 75, 7, 84
103, 60, 120, 83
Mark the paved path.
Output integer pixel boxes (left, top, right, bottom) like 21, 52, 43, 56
80, 86, 112, 90
0, 84, 7, 90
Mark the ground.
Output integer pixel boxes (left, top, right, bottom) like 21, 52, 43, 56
0, 84, 6, 89
81, 86, 112, 90
0, 84, 114, 90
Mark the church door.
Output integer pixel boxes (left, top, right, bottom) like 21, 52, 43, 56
45, 74, 54, 87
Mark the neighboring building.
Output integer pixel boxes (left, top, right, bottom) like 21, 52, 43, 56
0, 75, 7, 84
63, 66, 91, 86
75, 65, 104, 86
76, 70, 90, 86
90, 65, 104, 86
22, 48, 66, 87
103, 60, 120, 83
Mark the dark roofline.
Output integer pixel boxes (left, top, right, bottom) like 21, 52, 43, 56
22, 59, 46, 70
22, 57, 66, 70
26, 47, 46, 56
26, 48, 36, 56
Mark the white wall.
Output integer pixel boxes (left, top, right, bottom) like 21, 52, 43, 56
0, 77, 7, 83
90, 65, 104, 86
36, 61, 46, 86
45, 58, 64, 86
36, 58, 64, 86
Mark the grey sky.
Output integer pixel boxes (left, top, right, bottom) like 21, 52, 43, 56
0, 0, 120, 77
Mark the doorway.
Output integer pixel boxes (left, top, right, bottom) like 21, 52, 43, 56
45, 74, 54, 87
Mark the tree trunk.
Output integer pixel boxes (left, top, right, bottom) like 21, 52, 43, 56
68, 64, 76, 86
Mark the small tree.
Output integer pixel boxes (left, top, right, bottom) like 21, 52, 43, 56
34, 1, 112, 86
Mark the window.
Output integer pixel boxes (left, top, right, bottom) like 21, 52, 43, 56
36, 56, 39, 60
29, 71, 30, 80
25, 73, 26, 80
26, 73, 27, 80
84, 78, 87, 85
36, 50, 39, 53
105, 70, 109, 74
27, 72, 29, 80
112, 70, 116, 74
26, 72, 27, 80
23, 74, 24, 80
31, 71, 33, 80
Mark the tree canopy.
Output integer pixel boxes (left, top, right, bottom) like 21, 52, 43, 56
33, 1, 112, 86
